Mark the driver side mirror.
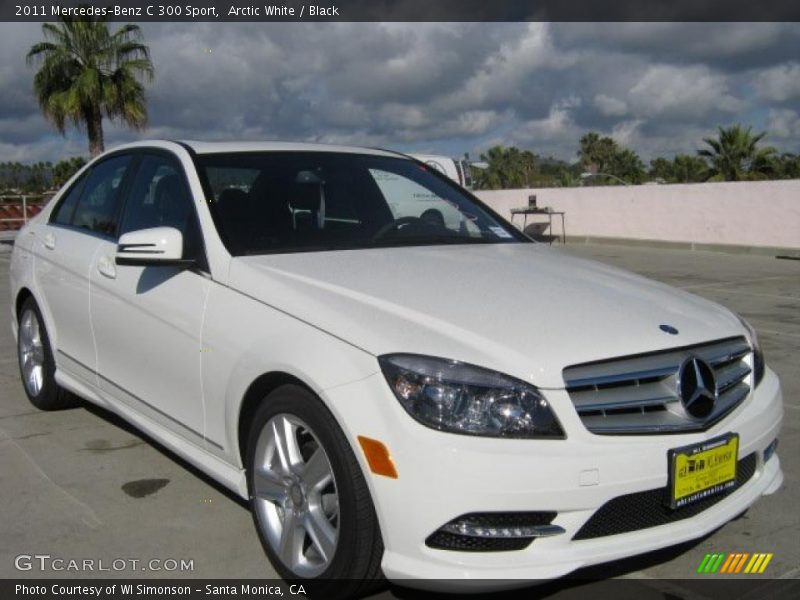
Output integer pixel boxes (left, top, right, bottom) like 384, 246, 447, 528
115, 227, 194, 268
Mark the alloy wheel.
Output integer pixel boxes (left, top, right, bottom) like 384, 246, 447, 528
252, 413, 340, 577
19, 308, 45, 397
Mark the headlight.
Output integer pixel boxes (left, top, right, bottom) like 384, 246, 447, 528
378, 354, 564, 439
738, 316, 765, 387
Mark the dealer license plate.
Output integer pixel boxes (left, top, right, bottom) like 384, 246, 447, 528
668, 433, 739, 509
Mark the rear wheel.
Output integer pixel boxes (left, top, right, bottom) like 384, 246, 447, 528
246, 384, 383, 597
17, 298, 76, 411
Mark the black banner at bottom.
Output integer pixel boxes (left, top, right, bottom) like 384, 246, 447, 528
4, 578, 800, 600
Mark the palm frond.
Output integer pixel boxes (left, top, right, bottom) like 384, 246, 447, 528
27, 14, 154, 155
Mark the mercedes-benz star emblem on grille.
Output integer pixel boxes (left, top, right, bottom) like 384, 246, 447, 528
678, 357, 717, 419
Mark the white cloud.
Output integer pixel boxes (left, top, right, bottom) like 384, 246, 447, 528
755, 62, 800, 102
766, 108, 800, 139
2, 22, 800, 162
594, 94, 628, 117
610, 120, 644, 147
628, 64, 743, 118
509, 96, 583, 156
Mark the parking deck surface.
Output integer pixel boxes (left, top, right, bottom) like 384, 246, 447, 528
0, 242, 797, 595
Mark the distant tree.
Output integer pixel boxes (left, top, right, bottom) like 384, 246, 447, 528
672, 154, 708, 183
26, 14, 154, 156
0, 161, 55, 193
648, 157, 673, 182
474, 145, 541, 189
473, 146, 505, 189
577, 132, 644, 184
578, 131, 618, 175
519, 149, 538, 187
608, 148, 646, 184
697, 124, 777, 181
53, 156, 87, 187
770, 153, 800, 179
555, 169, 581, 187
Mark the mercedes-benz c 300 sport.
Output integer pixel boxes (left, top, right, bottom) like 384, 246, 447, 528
10, 141, 783, 594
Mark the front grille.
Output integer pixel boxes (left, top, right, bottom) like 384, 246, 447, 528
573, 453, 756, 540
564, 337, 752, 434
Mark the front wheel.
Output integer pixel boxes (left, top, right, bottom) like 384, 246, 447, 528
246, 384, 384, 597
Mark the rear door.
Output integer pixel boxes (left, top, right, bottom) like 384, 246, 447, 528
35, 154, 133, 381
89, 151, 211, 447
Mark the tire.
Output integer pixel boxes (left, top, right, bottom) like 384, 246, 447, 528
246, 384, 384, 598
17, 297, 76, 411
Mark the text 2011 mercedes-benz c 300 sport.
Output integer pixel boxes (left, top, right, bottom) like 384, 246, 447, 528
10, 141, 783, 594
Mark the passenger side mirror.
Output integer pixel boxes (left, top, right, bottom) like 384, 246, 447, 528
115, 227, 194, 268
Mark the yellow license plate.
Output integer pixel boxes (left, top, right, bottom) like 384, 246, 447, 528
668, 433, 739, 509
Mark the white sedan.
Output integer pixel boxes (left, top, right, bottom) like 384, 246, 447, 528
9, 141, 783, 594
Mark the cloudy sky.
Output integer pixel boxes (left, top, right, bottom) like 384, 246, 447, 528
1, 22, 799, 164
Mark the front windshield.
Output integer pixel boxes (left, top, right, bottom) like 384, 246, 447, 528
195, 152, 526, 255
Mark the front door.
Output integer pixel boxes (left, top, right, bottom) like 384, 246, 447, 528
90, 152, 211, 446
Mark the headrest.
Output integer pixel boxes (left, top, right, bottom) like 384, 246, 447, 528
288, 183, 322, 212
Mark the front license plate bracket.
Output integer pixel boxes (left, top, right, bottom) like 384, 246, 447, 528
667, 433, 739, 509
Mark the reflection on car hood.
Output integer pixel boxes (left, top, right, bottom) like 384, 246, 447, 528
229, 243, 744, 388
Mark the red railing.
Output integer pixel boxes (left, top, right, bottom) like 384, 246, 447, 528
0, 197, 45, 231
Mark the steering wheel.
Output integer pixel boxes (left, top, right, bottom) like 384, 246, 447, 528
372, 216, 425, 241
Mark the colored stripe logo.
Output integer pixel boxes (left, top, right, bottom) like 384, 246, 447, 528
697, 552, 773, 574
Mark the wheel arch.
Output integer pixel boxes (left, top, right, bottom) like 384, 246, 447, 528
236, 371, 312, 468
15, 287, 34, 322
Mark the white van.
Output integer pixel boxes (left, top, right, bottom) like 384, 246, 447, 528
408, 154, 472, 188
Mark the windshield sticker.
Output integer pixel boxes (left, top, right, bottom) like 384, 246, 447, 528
490, 226, 513, 239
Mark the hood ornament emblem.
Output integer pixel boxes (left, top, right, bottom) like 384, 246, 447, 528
678, 357, 717, 419
660, 324, 679, 335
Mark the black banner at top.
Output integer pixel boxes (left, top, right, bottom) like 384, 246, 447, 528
2, 0, 799, 22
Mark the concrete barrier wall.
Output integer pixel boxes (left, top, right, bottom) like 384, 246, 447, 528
475, 180, 800, 250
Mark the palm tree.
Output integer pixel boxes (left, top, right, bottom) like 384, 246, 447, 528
697, 125, 776, 181
672, 154, 708, 183
27, 15, 154, 157
577, 131, 618, 174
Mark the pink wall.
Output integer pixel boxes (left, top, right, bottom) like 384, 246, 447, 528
476, 179, 800, 249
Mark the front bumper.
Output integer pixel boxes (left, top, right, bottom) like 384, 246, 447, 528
323, 366, 783, 586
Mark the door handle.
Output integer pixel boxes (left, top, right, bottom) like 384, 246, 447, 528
97, 255, 117, 280
42, 233, 56, 250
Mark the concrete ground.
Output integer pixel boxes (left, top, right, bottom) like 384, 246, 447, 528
0, 242, 797, 594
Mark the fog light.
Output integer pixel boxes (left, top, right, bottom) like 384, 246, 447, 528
426, 512, 564, 552
441, 521, 565, 539
764, 438, 778, 463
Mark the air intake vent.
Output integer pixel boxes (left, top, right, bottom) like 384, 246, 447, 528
573, 453, 756, 540
563, 337, 752, 435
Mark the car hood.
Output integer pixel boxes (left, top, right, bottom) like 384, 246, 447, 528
228, 243, 744, 388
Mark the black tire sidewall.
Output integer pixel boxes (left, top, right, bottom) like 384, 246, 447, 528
246, 384, 374, 583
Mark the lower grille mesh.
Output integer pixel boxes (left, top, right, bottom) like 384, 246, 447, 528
573, 453, 756, 540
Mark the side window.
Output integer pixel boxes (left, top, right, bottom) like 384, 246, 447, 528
50, 172, 88, 226
71, 155, 132, 236
119, 154, 204, 262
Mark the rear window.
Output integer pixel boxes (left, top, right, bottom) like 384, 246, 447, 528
58, 155, 132, 237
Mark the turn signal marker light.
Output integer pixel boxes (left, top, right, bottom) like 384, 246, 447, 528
357, 436, 398, 479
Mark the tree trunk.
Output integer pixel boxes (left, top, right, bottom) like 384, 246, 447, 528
86, 108, 104, 157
